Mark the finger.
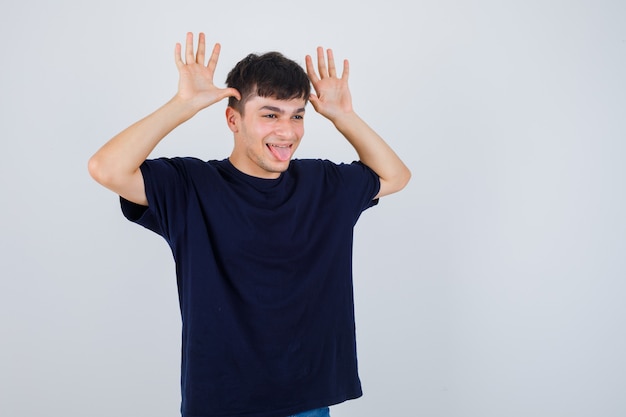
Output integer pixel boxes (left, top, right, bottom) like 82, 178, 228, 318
185, 32, 194, 64
316, 46, 327, 78
326, 48, 337, 78
196, 32, 206, 65
305, 55, 320, 83
308, 93, 320, 112
225, 87, 242, 102
174, 42, 183, 69
206, 42, 221, 74
341, 58, 349, 80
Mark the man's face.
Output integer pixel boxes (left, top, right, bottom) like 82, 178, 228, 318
229, 95, 306, 179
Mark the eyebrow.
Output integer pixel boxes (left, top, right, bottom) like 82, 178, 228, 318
260, 105, 306, 115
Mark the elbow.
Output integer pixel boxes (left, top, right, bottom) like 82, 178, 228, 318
88, 153, 116, 188
88, 154, 100, 182
402, 167, 412, 189
377, 165, 411, 198
87, 154, 104, 184
394, 165, 412, 192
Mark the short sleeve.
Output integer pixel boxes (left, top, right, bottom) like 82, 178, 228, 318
335, 160, 381, 213
120, 197, 162, 235
119, 157, 197, 243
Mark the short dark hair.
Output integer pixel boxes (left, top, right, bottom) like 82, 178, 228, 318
226, 51, 311, 113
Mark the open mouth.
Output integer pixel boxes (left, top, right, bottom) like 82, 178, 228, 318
267, 143, 293, 162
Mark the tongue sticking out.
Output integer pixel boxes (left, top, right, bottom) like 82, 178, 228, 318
268, 144, 292, 162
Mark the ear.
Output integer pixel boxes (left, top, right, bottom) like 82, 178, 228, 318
225, 106, 240, 133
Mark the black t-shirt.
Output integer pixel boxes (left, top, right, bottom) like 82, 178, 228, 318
121, 157, 380, 417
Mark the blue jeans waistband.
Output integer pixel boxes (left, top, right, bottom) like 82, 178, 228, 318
289, 407, 330, 417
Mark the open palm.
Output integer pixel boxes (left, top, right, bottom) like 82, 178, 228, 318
174, 32, 240, 110
306, 47, 353, 121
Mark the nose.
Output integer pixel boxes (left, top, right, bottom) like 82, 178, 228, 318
274, 119, 299, 140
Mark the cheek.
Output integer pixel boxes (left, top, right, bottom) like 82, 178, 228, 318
252, 121, 274, 138
242, 123, 269, 144
294, 124, 305, 139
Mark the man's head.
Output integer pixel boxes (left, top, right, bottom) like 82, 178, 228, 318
226, 52, 311, 114
225, 52, 311, 179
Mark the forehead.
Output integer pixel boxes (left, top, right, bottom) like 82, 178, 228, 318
245, 95, 307, 113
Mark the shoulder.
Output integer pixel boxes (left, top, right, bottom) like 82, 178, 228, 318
290, 158, 377, 179
290, 159, 379, 195
142, 157, 223, 178
144, 156, 213, 169
288, 158, 349, 174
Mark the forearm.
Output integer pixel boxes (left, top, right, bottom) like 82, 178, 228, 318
88, 95, 197, 187
332, 111, 411, 197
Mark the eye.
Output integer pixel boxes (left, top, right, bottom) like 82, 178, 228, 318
263, 114, 277, 119
293, 115, 304, 120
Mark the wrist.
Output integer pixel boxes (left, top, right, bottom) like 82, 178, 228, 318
330, 110, 360, 130
167, 94, 204, 122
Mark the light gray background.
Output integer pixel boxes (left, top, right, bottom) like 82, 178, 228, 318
1, 1, 625, 416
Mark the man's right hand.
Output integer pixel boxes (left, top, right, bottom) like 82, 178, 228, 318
174, 32, 241, 113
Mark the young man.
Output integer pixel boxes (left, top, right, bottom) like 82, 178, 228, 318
88, 32, 410, 417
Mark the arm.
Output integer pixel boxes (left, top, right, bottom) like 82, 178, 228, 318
306, 47, 411, 199
88, 32, 240, 205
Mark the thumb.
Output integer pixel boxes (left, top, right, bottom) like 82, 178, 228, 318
225, 87, 241, 101
216, 88, 241, 103
308, 93, 320, 110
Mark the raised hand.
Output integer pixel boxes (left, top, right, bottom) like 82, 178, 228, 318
174, 32, 240, 110
305, 47, 353, 121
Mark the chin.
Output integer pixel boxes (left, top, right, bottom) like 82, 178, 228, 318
270, 160, 291, 173
253, 159, 291, 178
